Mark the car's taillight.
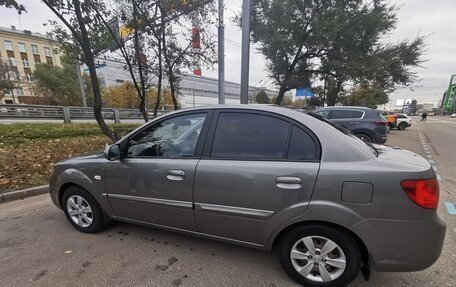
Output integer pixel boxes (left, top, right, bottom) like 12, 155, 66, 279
400, 179, 439, 209
374, 121, 388, 126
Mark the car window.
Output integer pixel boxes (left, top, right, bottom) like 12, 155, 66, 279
308, 112, 377, 156
127, 113, 207, 158
315, 110, 329, 118
397, 115, 406, 119
211, 112, 289, 159
352, 111, 364, 119
287, 126, 318, 160
328, 110, 359, 119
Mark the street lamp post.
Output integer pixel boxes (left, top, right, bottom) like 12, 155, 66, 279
218, 0, 225, 104
240, 0, 251, 104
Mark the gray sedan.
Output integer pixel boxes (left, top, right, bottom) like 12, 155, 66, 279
50, 105, 446, 287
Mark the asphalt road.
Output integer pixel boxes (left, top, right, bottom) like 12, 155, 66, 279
1, 118, 455, 287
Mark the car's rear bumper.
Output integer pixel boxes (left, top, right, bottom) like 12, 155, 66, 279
376, 136, 388, 144
350, 211, 446, 272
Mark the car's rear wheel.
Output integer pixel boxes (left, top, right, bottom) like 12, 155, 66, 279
355, 133, 372, 143
62, 186, 106, 233
278, 224, 361, 287
397, 122, 407, 130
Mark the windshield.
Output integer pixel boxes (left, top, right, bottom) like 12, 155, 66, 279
307, 112, 378, 157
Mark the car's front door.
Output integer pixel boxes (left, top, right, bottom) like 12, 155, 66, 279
193, 111, 320, 245
105, 111, 211, 231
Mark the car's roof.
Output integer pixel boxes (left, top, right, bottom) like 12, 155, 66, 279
316, 106, 373, 111
179, 104, 307, 115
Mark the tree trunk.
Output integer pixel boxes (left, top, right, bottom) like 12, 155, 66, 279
274, 85, 288, 105
73, 0, 116, 142
133, 1, 149, 123
168, 74, 179, 110
154, 40, 163, 118
161, 16, 179, 110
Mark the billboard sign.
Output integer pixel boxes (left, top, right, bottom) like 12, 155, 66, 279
296, 88, 314, 98
396, 99, 405, 106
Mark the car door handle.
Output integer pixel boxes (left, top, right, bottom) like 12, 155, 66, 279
167, 170, 185, 181
350, 121, 360, 125
276, 177, 302, 189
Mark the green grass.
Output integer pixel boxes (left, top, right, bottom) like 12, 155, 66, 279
0, 123, 141, 143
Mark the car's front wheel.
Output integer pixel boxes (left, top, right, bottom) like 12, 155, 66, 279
278, 224, 361, 287
62, 186, 106, 233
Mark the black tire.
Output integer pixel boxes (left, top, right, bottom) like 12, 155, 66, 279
278, 224, 361, 287
62, 186, 106, 233
397, 122, 407, 130
355, 133, 372, 143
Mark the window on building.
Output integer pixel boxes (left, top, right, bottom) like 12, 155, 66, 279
22, 59, 30, 67
18, 43, 26, 53
31, 44, 39, 55
44, 47, 52, 57
8, 57, 16, 66
4, 40, 13, 51
15, 87, 24, 96
26, 74, 33, 82
115, 79, 124, 83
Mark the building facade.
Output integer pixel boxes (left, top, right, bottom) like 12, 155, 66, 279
440, 74, 456, 114
0, 26, 62, 104
89, 57, 277, 107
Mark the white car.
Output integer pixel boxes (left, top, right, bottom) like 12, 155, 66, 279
451, 113, 456, 118
396, 114, 412, 130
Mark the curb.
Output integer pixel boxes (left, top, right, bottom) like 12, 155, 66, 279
0, 185, 49, 203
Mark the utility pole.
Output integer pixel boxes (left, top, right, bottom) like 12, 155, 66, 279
240, 0, 251, 104
218, 0, 225, 104
75, 62, 87, 107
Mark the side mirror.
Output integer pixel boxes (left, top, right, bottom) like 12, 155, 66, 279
104, 144, 121, 161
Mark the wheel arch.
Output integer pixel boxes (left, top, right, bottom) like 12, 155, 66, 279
58, 182, 80, 208
54, 168, 114, 218
351, 129, 375, 141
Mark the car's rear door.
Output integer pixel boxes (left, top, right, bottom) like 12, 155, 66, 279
328, 109, 364, 130
104, 110, 212, 231
193, 110, 320, 245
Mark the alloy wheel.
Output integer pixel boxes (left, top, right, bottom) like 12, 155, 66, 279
66, 195, 93, 228
290, 236, 346, 283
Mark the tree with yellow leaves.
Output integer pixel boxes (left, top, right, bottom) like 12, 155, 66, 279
103, 82, 177, 111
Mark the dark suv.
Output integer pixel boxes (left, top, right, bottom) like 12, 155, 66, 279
314, 106, 388, 144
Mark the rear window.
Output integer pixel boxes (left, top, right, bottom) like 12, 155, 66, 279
307, 112, 378, 157
308, 112, 350, 135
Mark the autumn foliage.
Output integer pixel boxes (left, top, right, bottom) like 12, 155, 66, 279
102, 82, 176, 110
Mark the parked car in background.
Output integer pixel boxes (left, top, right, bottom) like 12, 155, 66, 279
314, 106, 388, 144
396, 114, 413, 130
50, 105, 445, 287
376, 111, 398, 130
450, 113, 456, 118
